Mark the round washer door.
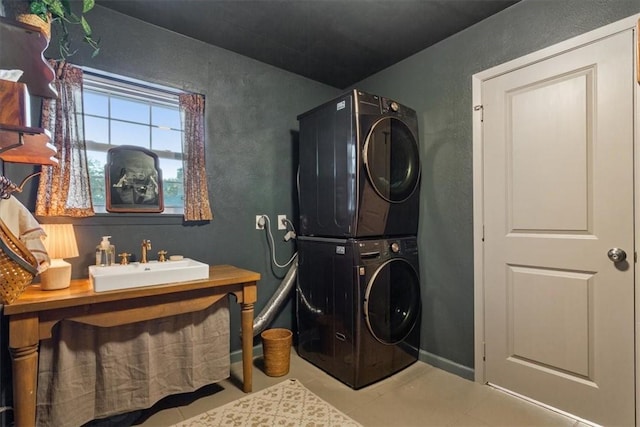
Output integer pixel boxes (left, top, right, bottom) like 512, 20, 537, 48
364, 117, 420, 203
364, 258, 421, 345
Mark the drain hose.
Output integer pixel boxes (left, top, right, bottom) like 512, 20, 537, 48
253, 254, 298, 336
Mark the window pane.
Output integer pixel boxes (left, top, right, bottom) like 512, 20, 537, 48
83, 91, 108, 116
111, 97, 149, 123
160, 157, 183, 180
85, 116, 109, 144
152, 128, 182, 152
161, 158, 184, 207
87, 150, 107, 206
111, 121, 150, 147
152, 105, 180, 129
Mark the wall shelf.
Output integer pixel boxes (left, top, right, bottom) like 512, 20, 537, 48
0, 16, 58, 165
0, 124, 56, 165
0, 16, 57, 98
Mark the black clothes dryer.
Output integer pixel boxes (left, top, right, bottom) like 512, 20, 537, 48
297, 90, 420, 238
296, 235, 421, 389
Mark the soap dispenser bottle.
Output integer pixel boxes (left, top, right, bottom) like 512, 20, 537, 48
96, 236, 115, 266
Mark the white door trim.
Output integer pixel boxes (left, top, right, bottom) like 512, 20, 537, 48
472, 13, 639, 423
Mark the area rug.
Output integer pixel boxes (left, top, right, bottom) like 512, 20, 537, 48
173, 378, 362, 427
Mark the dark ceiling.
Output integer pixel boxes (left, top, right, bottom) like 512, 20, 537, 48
96, 0, 519, 89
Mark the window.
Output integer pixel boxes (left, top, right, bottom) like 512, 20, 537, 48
82, 71, 184, 214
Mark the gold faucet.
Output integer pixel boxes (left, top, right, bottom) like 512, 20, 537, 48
141, 239, 151, 263
119, 252, 131, 265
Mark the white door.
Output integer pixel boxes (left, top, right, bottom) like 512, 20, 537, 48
482, 30, 635, 426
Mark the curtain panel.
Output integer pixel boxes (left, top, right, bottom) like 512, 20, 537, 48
179, 93, 213, 221
36, 61, 94, 217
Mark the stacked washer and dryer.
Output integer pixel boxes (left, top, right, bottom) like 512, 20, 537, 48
296, 90, 422, 389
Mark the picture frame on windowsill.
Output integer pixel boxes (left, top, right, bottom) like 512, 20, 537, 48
105, 145, 164, 213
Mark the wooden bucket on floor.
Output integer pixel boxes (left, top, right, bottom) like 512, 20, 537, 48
261, 328, 292, 377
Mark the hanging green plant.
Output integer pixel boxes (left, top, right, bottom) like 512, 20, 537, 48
28, 0, 100, 59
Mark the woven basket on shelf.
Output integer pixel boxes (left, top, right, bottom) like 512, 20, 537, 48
0, 219, 38, 305
15, 13, 51, 39
6, 1, 52, 39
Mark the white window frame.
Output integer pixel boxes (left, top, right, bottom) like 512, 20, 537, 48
82, 69, 185, 215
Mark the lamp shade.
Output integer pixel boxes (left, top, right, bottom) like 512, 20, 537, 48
41, 224, 79, 259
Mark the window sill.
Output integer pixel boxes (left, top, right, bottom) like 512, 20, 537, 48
37, 212, 185, 226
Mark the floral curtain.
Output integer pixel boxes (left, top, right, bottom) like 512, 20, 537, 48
179, 93, 212, 221
36, 60, 94, 217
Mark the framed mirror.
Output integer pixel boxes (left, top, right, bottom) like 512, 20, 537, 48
105, 145, 164, 213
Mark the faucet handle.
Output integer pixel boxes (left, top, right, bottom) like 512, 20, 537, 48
158, 250, 167, 262
119, 252, 131, 265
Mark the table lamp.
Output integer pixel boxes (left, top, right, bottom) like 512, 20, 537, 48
40, 224, 79, 290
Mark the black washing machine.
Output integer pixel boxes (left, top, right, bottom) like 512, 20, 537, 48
297, 90, 420, 238
296, 235, 421, 389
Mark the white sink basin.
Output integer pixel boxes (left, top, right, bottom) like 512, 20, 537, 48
89, 258, 209, 292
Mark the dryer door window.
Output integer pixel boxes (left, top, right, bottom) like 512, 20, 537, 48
364, 258, 421, 344
364, 117, 420, 203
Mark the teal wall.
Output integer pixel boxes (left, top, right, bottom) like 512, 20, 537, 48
355, 0, 640, 374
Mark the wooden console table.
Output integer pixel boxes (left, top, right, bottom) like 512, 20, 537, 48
3, 264, 259, 427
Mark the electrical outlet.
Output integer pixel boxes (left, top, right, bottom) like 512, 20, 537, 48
278, 214, 287, 230
256, 215, 266, 229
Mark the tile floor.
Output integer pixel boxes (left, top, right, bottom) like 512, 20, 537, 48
122, 350, 589, 427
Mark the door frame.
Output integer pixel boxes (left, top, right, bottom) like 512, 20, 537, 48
472, 13, 640, 422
